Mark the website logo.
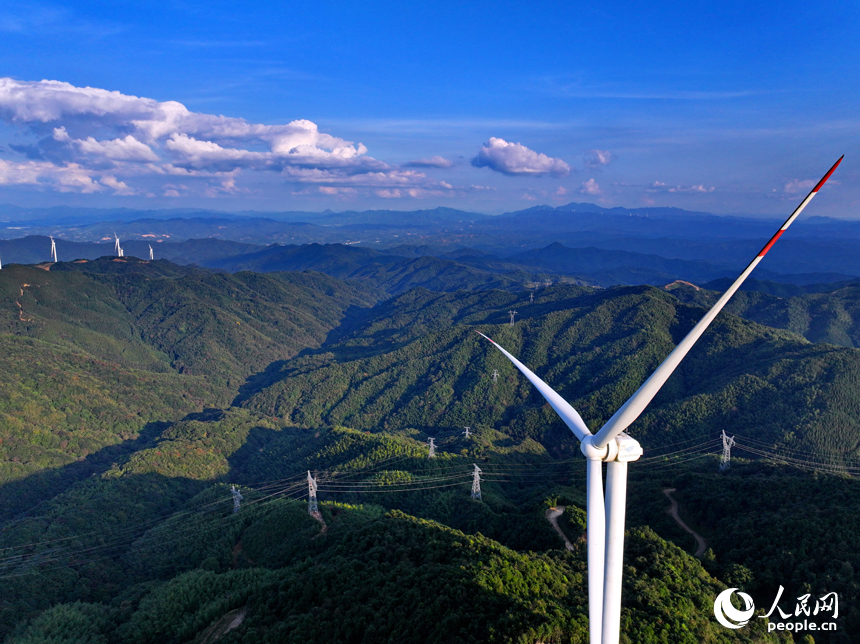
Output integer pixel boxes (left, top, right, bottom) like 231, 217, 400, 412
713, 588, 755, 629
713, 586, 839, 634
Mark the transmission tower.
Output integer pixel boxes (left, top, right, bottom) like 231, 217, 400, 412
719, 430, 736, 471
492, 369, 499, 383
428, 437, 436, 458
508, 310, 517, 326
471, 464, 482, 500
463, 426, 471, 438
307, 470, 318, 514
231, 485, 243, 514
529, 292, 534, 303
543, 278, 552, 288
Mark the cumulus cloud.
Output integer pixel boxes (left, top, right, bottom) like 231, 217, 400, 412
471, 137, 569, 176
100, 174, 136, 195
579, 178, 601, 195
404, 155, 454, 168
0, 158, 104, 192
0, 77, 438, 197
53, 126, 159, 162
584, 149, 615, 169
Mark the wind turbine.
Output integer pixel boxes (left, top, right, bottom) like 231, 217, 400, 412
49, 237, 57, 263
478, 157, 842, 644
149, 244, 154, 261
114, 233, 123, 257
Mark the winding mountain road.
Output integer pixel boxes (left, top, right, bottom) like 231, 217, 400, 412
545, 506, 575, 551
663, 488, 708, 557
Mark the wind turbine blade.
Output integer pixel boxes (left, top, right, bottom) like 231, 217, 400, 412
476, 332, 591, 440
586, 458, 605, 643
592, 156, 843, 449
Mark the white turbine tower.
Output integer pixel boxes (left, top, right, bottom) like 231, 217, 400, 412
49, 237, 57, 263
149, 244, 154, 261
114, 234, 124, 257
478, 157, 842, 644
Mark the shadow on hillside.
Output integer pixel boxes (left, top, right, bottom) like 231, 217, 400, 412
0, 408, 227, 523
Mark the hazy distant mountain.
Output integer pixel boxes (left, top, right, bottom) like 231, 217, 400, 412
0, 235, 263, 266
4, 201, 860, 284
505, 242, 732, 284
205, 243, 534, 294
205, 243, 398, 277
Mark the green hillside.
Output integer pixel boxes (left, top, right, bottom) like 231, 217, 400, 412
671, 280, 860, 349
0, 415, 787, 644
0, 263, 857, 642
239, 284, 860, 465
58, 258, 382, 384
0, 260, 379, 492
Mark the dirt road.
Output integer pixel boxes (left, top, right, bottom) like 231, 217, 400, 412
663, 488, 707, 557
545, 506, 575, 551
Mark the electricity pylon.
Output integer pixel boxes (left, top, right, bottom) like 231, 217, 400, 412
530, 292, 534, 303
471, 464, 482, 500
231, 485, 243, 513
492, 369, 499, 383
307, 471, 318, 514
428, 438, 436, 458
720, 430, 736, 471
508, 310, 517, 326
463, 426, 471, 438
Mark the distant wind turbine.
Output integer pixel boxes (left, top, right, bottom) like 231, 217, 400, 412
149, 244, 154, 261
114, 233, 124, 257
477, 156, 843, 644
50, 237, 57, 263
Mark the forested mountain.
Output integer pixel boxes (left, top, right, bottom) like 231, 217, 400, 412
0, 259, 379, 487
0, 256, 856, 642
239, 284, 860, 465
672, 278, 860, 348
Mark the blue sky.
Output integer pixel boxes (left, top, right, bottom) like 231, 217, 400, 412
0, 1, 857, 216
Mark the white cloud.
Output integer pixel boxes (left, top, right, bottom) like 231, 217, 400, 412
376, 189, 402, 198
584, 149, 615, 168
53, 126, 158, 162
0, 158, 102, 193
0, 77, 409, 196
784, 178, 815, 194
100, 174, 135, 195
404, 155, 454, 168
646, 181, 714, 193
554, 186, 569, 197
471, 137, 569, 176
579, 178, 601, 195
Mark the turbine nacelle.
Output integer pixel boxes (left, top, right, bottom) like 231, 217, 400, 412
581, 433, 643, 463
